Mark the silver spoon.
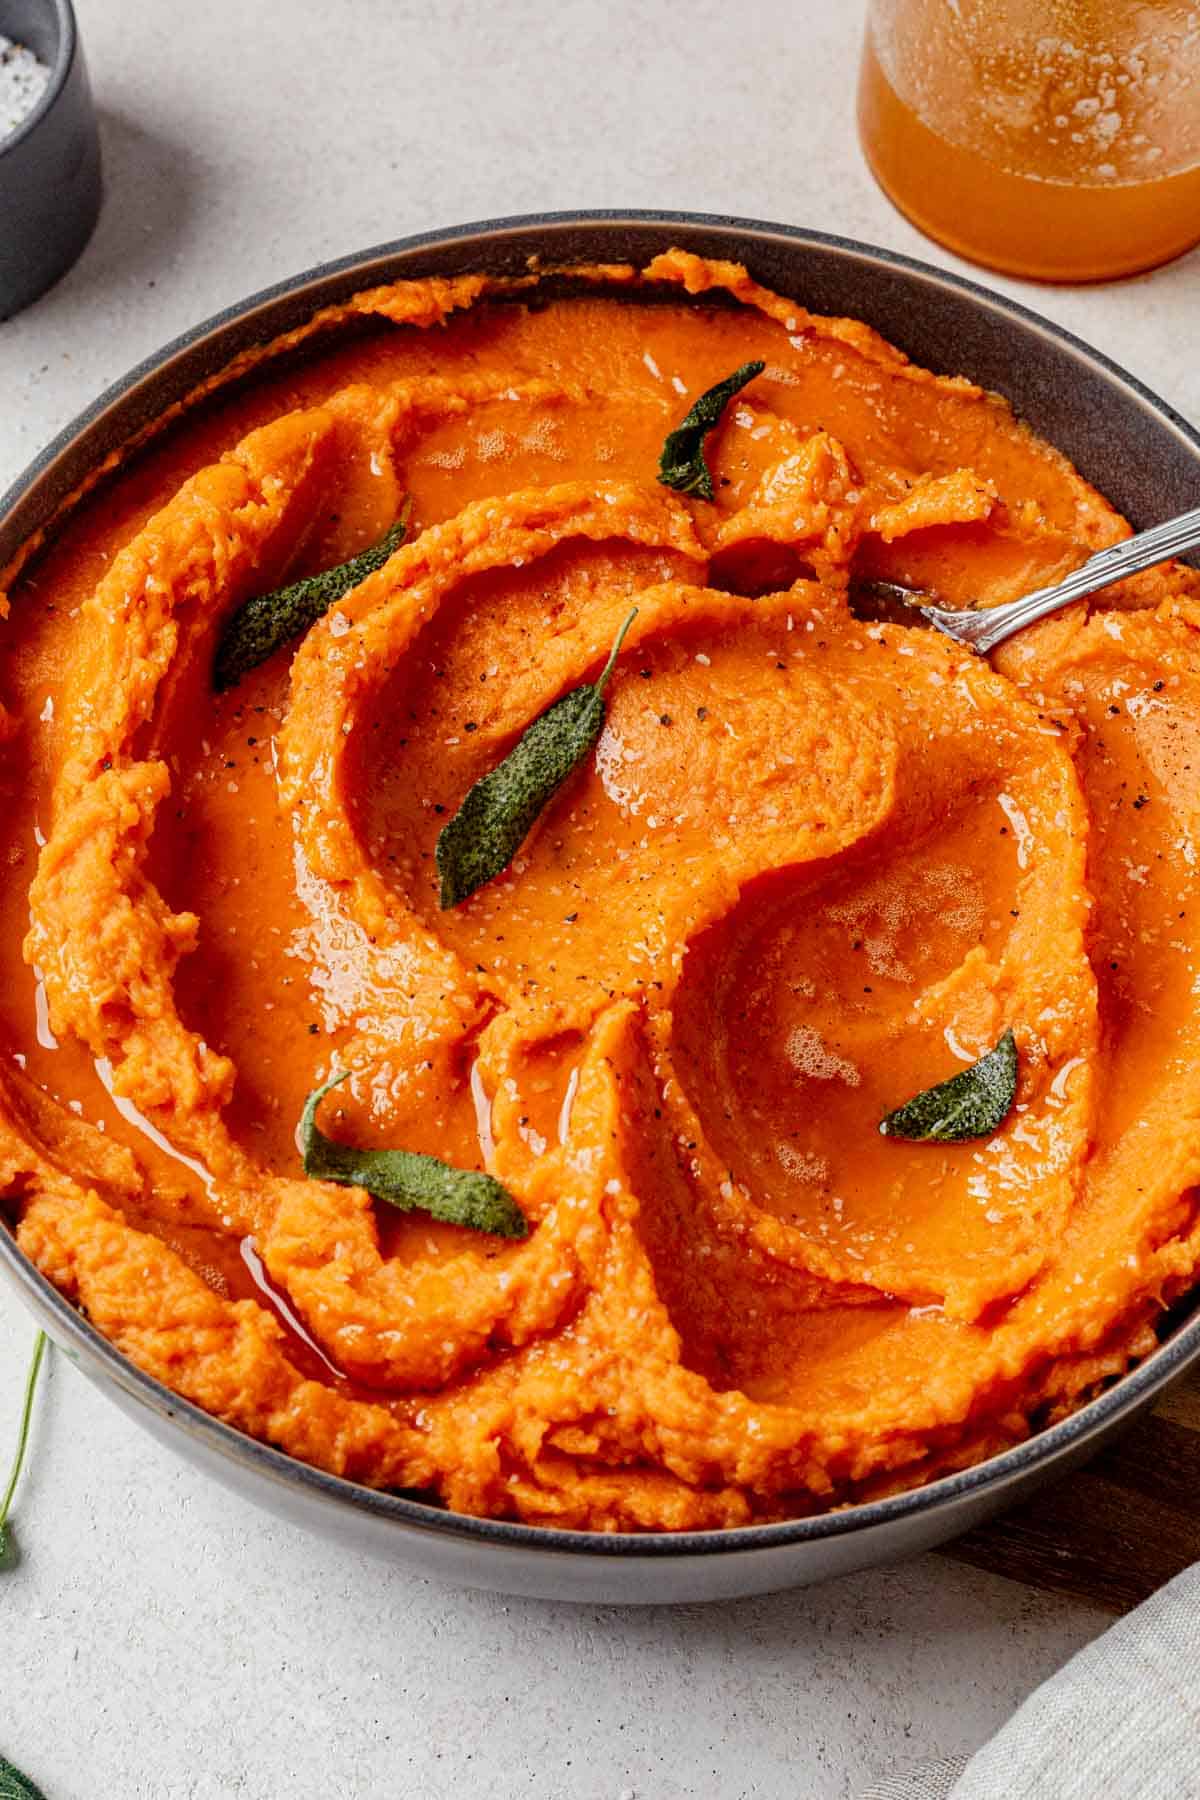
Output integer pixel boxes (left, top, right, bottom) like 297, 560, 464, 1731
851, 504, 1200, 654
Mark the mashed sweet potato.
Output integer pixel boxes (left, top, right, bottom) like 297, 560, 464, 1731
3, 250, 1200, 1531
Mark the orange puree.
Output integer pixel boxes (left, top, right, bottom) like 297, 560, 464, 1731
3, 250, 1200, 1531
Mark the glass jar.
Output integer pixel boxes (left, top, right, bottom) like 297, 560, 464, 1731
858, 0, 1200, 281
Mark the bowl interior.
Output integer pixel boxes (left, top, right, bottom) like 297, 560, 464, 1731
3, 213, 1200, 1573
6, 215, 1200, 581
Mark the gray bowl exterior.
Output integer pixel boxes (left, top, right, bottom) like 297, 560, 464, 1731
0, 0, 100, 319
2, 212, 1199, 1604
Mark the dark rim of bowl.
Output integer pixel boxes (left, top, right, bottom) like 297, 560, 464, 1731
3, 208, 1200, 1562
0, 0, 76, 160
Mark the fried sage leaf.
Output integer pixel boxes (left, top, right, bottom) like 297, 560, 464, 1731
301, 1071, 527, 1238
657, 360, 766, 501
879, 1029, 1018, 1143
0, 1756, 48, 1800
0, 1330, 47, 1572
213, 500, 412, 690
436, 607, 637, 909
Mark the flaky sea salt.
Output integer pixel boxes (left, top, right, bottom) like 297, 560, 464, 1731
0, 36, 50, 141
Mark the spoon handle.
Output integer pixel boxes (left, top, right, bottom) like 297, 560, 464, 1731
923, 504, 1200, 654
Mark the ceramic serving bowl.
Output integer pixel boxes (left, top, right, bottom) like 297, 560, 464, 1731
2, 212, 1199, 1604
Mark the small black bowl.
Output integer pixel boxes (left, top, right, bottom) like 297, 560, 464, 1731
0, 0, 100, 319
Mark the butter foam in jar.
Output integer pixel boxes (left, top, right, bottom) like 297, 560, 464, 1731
858, 0, 1200, 282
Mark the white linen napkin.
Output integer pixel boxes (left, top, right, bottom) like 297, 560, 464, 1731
859, 1563, 1200, 1798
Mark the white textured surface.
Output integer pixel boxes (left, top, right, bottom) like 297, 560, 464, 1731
1, 1, 1197, 1795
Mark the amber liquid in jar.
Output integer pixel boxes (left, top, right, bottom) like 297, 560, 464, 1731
858, 0, 1200, 282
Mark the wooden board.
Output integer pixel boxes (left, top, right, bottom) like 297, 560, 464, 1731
940, 1367, 1200, 1613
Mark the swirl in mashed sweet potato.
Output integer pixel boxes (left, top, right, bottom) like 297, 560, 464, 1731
3, 251, 1200, 1531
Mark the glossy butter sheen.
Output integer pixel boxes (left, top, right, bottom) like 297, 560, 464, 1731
4, 249, 1200, 1532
